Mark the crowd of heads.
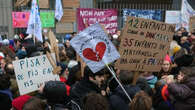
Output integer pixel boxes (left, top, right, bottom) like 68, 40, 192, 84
0, 26, 195, 110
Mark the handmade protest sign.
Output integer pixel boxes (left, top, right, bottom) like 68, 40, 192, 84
40, 12, 55, 28
70, 23, 120, 73
190, 16, 195, 33
77, 8, 118, 35
12, 12, 30, 28
116, 17, 175, 72
13, 54, 60, 95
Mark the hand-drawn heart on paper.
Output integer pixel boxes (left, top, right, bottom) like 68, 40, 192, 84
83, 42, 106, 62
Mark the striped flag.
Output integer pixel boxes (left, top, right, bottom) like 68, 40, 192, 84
55, 0, 63, 21
26, 0, 43, 42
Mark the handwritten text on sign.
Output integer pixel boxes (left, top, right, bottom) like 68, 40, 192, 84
77, 8, 118, 35
13, 54, 60, 95
117, 17, 175, 72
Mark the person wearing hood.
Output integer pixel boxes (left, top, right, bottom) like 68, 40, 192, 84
109, 70, 141, 110
167, 66, 195, 110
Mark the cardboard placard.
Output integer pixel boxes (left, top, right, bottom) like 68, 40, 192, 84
13, 54, 60, 95
116, 17, 175, 72
15, 0, 30, 7
39, 0, 49, 8
61, 9, 76, 22
63, 0, 80, 8
56, 22, 74, 33
190, 16, 195, 33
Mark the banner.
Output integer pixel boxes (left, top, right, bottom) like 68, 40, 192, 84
123, 9, 162, 24
181, 0, 195, 31
12, 12, 30, 28
165, 11, 181, 30
116, 17, 175, 72
40, 12, 55, 28
77, 8, 118, 35
13, 54, 60, 95
70, 23, 120, 73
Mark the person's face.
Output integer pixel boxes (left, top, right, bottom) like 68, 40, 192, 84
177, 31, 182, 36
0, 59, 6, 70
90, 75, 105, 87
177, 72, 185, 82
162, 60, 170, 72
65, 40, 70, 47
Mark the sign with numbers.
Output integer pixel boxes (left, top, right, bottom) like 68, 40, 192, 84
116, 17, 175, 72
13, 54, 60, 95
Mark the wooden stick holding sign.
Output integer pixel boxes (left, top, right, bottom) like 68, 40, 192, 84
48, 30, 60, 63
46, 51, 61, 74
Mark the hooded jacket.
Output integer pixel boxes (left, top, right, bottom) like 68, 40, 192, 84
168, 76, 195, 110
109, 85, 141, 110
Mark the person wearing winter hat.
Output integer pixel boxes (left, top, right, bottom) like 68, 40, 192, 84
11, 95, 32, 110
41, 81, 71, 109
158, 54, 173, 79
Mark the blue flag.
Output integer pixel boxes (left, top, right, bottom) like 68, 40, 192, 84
27, 0, 43, 42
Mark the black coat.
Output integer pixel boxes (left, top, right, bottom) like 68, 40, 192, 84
70, 79, 101, 108
168, 76, 195, 110
109, 85, 141, 110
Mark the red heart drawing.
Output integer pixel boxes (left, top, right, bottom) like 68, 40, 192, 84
83, 42, 106, 62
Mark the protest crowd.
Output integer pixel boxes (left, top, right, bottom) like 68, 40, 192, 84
0, 0, 195, 110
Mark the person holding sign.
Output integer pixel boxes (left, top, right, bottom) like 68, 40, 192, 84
70, 66, 106, 108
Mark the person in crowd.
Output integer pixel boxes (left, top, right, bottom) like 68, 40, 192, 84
66, 63, 82, 86
22, 97, 47, 110
39, 81, 72, 110
109, 70, 141, 110
136, 75, 153, 96
16, 46, 27, 59
129, 91, 152, 110
11, 95, 32, 110
158, 54, 173, 79
167, 66, 195, 110
153, 75, 175, 110
180, 36, 191, 53
70, 66, 105, 108
4, 62, 19, 98
83, 92, 109, 110
0, 74, 12, 110
173, 30, 183, 45
141, 71, 157, 89
66, 49, 78, 68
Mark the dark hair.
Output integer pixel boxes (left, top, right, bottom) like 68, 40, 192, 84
83, 92, 109, 110
119, 70, 134, 85
23, 97, 47, 110
130, 91, 152, 110
0, 74, 11, 90
83, 66, 105, 80
180, 66, 195, 82
4, 63, 15, 76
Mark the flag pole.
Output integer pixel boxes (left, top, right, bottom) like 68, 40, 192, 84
105, 64, 132, 102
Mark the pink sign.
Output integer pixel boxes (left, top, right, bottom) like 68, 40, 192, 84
12, 12, 30, 28
77, 8, 118, 35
